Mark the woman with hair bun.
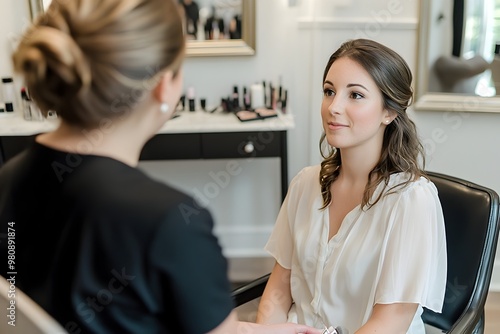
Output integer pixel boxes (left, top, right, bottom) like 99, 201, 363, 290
0, 0, 320, 333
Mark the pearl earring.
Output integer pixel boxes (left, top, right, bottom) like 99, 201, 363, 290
160, 103, 169, 114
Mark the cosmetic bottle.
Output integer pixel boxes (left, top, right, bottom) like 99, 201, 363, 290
250, 83, 265, 110
21, 88, 44, 121
30, 103, 44, 121
21, 88, 31, 120
243, 87, 251, 110
2, 77, 15, 113
268, 82, 274, 109
262, 81, 267, 107
278, 85, 283, 109
281, 90, 288, 114
177, 95, 186, 111
271, 85, 277, 110
232, 86, 240, 111
187, 87, 196, 112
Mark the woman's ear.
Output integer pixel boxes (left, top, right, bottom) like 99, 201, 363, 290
153, 71, 175, 104
383, 110, 398, 125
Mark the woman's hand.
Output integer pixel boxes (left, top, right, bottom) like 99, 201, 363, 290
238, 322, 322, 334
209, 311, 322, 334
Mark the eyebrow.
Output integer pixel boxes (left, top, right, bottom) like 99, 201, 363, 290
323, 80, 369, 92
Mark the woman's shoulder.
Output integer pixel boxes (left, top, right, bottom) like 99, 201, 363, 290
383, 172, 439, 202
282, 165, 322, 205
388, 172, 436, 189
292, 164, 321, 183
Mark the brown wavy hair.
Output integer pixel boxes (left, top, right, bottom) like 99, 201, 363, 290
13, 0, 185, 128
319, 39, 426, 210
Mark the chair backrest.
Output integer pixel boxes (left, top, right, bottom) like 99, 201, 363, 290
0, 275, 67, 334
422, 172, 500, 332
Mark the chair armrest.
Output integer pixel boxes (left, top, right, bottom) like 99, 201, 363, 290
231, 273, 270, 307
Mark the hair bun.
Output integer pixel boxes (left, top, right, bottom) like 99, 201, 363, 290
13, 25, 91, 111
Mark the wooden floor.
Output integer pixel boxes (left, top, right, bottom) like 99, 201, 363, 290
236, 291, 500, 333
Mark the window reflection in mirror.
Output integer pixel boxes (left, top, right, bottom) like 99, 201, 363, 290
428, 0, 500, 97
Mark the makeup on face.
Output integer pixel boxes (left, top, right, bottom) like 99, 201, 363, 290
322, 58, 388, 148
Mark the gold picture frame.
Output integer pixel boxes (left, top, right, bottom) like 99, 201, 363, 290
28, 0, 256, 57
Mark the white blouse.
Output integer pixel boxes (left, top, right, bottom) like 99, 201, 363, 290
265, 165, 447, 334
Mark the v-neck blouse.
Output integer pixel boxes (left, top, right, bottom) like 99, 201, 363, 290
265, 165, 447, 333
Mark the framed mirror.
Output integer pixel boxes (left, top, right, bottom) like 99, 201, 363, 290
415, 0, 500, 113
28, 0, 255, 57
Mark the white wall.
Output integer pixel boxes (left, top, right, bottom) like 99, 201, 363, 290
2, 0, 500, 288
0, 0, 30, 77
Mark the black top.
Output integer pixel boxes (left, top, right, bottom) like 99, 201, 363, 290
0, 141, 234, 333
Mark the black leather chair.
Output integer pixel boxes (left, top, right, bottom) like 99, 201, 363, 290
232, 171, 500, 334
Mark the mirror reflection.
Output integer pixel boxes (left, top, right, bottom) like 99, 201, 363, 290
425, 0, 500, 97
178, 0, 243, 41
29, 0, 255, 57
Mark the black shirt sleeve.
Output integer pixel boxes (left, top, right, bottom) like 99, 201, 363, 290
150, 201, 234, 333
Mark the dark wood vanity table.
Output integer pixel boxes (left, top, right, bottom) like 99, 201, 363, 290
0, 111, 294, 201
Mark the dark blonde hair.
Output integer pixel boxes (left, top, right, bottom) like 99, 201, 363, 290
13, 0, 185, 128
319, 39, 426, 210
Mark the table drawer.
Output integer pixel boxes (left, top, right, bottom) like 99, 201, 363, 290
140, 133, 201, 160
202, 131, 282, 159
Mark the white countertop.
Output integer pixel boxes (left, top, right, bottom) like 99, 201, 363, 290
0, 110, 295, 136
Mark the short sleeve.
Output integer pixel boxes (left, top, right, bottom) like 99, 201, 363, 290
375, 180, 447, 313
265, 169, 307, 269
264, 193, 294, 269
150, 204, 233, 333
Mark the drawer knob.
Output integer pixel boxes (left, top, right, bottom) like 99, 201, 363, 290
244, 142, 255, 153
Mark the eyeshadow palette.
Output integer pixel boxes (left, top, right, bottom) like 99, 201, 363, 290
235, 109, 278, 122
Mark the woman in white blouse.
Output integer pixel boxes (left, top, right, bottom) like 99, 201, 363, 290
256, 39, 447, 334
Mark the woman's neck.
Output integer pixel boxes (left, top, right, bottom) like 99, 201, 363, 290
36, 117, 151, 167
338, 144, 382, 184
